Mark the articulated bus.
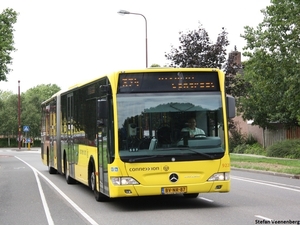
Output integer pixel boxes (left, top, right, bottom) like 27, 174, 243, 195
41, 68, 235, 201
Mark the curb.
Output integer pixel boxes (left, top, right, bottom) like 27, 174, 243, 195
231, 167, 300, 179
10, 148, 39, 151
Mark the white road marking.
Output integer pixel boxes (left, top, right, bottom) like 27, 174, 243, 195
14, 167, 26, 169
198, 197, 214, 202
255, 215, 272, 221
33, 167, 55, 225
15, 156, 99, 225
231, 176, 300, 192
15, 156, 54, 225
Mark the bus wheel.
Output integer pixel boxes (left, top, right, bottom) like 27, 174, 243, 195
47, 151, 57, 174
90, 166, 108, 202
183, 193, 199, 198
48, 166, 57, 174
64, 156, 75, 184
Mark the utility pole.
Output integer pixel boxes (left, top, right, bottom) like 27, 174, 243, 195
18, 80, 21, 149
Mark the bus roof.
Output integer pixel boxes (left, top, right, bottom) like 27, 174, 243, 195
41, 68, 222, 105
66, 67, 221, 91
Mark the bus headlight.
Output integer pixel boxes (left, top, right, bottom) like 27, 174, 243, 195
111, 177, 140, 185
207, 172, 230, 181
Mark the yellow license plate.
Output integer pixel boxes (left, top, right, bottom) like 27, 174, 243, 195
162, 186, 187, 194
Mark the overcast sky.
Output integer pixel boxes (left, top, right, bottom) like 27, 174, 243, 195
0, 0, 271, 93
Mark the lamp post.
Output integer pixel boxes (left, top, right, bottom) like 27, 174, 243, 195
118, 10, 148, 68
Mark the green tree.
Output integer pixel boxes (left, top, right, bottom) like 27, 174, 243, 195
0, 91, 18, 136
240, 0, 300, 128
0, 84, 60, 140
150, 64, 161, 67
0, 8, 18, 81
165, 23, 229, 68
21, 84, 60, 138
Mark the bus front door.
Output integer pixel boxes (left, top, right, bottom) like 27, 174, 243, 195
97, 127, 109, 196
97, 99, 109, 196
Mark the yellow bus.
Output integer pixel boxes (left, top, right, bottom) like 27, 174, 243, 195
41, 68, 235, 201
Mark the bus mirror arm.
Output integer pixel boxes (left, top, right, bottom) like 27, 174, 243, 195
99, 84, 111, 95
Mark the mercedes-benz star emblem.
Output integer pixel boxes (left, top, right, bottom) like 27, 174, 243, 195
169, 173, 179, 183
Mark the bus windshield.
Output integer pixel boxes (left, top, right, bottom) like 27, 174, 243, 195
117, 92, 225, 162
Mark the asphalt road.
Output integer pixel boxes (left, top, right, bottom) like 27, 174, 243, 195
0, 147, 299, 225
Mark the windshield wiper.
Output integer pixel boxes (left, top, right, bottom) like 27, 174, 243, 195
156, 147, 215, 159
183, 148, 214, 159
128, 155, 163, 162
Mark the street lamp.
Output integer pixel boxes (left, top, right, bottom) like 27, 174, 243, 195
118, 10, 148, 68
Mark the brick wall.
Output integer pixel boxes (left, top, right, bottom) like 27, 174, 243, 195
232, 115, 264, 145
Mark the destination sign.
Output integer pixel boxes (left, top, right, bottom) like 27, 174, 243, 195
118, 71, 220, 93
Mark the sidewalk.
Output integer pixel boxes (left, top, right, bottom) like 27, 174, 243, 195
8, 147, 40, 151
231, 167, 300, 179
231, 153, 298, 160
231, 153, 300, 179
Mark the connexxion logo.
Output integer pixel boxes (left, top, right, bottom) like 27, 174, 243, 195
129, 167, 160, 172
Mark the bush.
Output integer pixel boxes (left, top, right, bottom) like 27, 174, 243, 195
0, 138, 18, 147
232, 143, 248, 154
0, 138, 40, 148
229, 128, 246, 152
229, 125, 263, 155
229, 126, 259, 153
245, 134, 257, 145
232, 143, 265, 155
244, 143, 265, 155
266, 139, 300, 159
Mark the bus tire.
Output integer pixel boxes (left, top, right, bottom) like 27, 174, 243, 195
47, 149, 57, 174
183, 193, 199, 198
90, 164, 108, 202
64, 153, 75, 184
48, 166, 57, 174
88, 160, 95, 189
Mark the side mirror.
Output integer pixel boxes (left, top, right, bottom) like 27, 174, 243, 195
226, 95, 235, 118
97, 99, 108, 119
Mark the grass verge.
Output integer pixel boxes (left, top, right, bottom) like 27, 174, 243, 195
230, 154, 300, 175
